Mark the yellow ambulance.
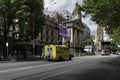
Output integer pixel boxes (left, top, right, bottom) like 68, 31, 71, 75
43, 44, 73, 60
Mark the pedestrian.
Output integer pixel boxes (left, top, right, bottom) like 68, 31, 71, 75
116, 51, 119, 55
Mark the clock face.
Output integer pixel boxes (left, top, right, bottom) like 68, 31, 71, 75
74, 15, 78, 19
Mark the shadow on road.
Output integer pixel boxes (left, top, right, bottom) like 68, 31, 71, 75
99, 57, 120, 67
15, 55, 44, 62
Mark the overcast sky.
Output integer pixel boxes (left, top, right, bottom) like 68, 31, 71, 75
44, 0, 97, 36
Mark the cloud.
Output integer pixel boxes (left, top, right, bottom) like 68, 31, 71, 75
77, 0, 83, 4
44, 0, 75, 12
66, 0, 76, 13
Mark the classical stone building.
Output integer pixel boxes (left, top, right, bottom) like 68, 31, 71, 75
39, 2, 86, 53
62, 2, 84, 52
38, 15, 59, 44
63, 20, 84, 51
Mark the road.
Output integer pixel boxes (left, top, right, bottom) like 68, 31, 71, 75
0, 55, 120, 80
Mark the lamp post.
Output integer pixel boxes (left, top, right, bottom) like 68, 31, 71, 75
32, 15, 35, 55
6, 42, 8, 59
12, 18, 19, 60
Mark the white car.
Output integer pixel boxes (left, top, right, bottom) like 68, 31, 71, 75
101, 50, 110, 56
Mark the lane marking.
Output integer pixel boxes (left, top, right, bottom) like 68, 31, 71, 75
0, 59, 99, 73
0, 61, 42, 67
0, 63, 65, 73
39, 69, 72, 80
0, 58, 82, 73
92, 61, 99, 64
0, 61, 74, 73
0, 56, 110, 73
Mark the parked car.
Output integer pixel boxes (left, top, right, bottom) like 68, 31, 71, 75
116, 51, 120, 55
101, 50, 110, 56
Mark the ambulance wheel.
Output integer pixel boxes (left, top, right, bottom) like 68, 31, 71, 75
59, 56, 62, 60
69, 56, 71, 60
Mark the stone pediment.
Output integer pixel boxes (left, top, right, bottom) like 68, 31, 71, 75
63, 19, 84, 31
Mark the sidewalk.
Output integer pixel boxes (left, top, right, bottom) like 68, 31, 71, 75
0, 55, 44, 63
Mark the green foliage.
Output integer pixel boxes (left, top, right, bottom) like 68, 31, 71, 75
0, 0, 45, 59
82, 0, 120, 44
118, 47, 120, 51
0, 0, 45, 41
110, 43, 118, 51
84, 35, 94, 46
103, 45, 110, 50
111, 27, 120, 45
76, 2, 82, 11
16, 0, 45, 40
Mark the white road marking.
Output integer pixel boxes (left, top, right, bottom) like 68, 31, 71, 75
0, 61, 71, 73
39, 69, 73, 80
0, 55, 117, 73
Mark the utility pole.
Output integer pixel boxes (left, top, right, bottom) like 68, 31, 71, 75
33, 15, 35, 55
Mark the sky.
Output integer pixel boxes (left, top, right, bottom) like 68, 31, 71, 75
44, 0, 97, 36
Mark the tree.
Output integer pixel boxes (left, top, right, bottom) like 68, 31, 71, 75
82, 0, 120, 44
16, 0, 45, 40
111, 27, 120, 45
0, 0, 45, 60
110, 43, 118, 52
84, 35, 94, 46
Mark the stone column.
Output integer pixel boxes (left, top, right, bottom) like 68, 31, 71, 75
43, 26, 46, 42
70, 27, 73, 43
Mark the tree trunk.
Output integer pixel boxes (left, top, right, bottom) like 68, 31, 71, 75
3, 31, 7, 60
2, 18, 9, 60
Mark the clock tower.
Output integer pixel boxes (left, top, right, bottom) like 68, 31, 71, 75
72, 2, 81, 20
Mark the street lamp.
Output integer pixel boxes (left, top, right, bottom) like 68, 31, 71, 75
32, 15, 35, 55
12, 18, 19, 60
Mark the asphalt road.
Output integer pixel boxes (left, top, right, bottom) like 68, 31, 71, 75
0, 55, 120, 80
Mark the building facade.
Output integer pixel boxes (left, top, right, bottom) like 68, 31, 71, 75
38, 15, 59, 44
63, 19, 84, 51
62, 2, 84, 52
40, 2, 85, 53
